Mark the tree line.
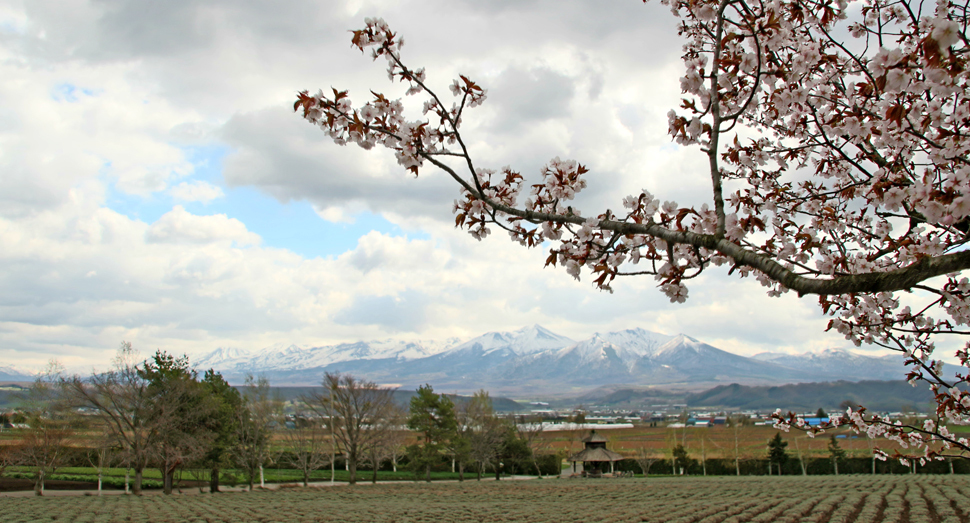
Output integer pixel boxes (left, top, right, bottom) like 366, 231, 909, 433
3, 342, 553, 495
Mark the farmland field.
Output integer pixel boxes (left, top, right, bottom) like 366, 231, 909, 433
5, 475, 970, 523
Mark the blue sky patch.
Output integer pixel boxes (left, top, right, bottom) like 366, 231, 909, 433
51, 83, 97, 103
103, 144, 425, 258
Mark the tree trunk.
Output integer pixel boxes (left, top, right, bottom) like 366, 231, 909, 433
97, 470, 103, 495
701, 439, 707, 476
34, 469, 44, 496
458, 461, 464, 482
303, 468, 310, 487
735, 457, 740, 476
792, 437, 806, 476
477, 462, 482, 481
495, 464, 501, 481
210, 467, 221, 493
259, 464, 265, 488
134, 468, 143, 495
833, 459, 839, 476
372, 459, 378, 484
349, 457, 357, 485
163, 467, 174, 495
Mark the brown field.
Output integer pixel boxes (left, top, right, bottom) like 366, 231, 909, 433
540, 425, 920, 459
4, 475, 970, 523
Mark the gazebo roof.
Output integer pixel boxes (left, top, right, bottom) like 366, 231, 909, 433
568, 447, 625, 463
582, 430, 609, 443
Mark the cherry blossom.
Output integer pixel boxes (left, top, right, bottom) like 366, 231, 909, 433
297, 2, 970, 461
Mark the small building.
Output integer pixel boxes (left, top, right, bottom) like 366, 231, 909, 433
567, 430, 625, 477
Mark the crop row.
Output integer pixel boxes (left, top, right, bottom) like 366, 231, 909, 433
4, 475, 970, 523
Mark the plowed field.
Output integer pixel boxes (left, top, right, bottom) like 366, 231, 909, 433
5, 475, 969, 523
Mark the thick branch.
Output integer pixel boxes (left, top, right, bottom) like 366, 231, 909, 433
429, 153, 970, 296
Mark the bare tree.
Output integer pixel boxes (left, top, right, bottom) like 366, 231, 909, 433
305, 372, 396, 485
16, 368, 76, 496
0, 444, 13, 479
515, 414, 549, 477
234, 375, 283, 490
364, 404, 406, 483
633, 446, 661, 477
462, 391, 504, 481
280, 416, 332, 487
728, 414, 748, 476
61, 342, 154, 494
791, 435, 808, 476
84, 428, 119, 496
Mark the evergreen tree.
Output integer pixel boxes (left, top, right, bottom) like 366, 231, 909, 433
199, 370, 242, 493
140, 351, 217, 495
672, 444, 692, 475
406, 384, 457, 482
767, 434, 789, 475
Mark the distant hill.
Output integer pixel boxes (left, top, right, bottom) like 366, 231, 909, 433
258, 386, 524, 413
685, 380, 937, 412
0, 384, 28, 408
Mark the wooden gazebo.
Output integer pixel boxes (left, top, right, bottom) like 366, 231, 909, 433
568, 430, 625, 477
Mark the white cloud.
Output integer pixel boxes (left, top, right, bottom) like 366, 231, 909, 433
146, 205, 260, 246
169, 180, 225, 203
0, 0, 886, 374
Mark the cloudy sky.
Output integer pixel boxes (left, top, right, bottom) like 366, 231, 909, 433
0, 0, 861, 371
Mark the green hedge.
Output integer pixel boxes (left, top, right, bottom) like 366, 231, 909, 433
5, 471, 164, 489
615, 456, 970, 476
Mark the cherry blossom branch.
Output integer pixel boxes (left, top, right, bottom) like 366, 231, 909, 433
297, 2, 970, 462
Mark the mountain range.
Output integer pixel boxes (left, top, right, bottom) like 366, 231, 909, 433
0, 365, 38, 382
194, 325, 909, 395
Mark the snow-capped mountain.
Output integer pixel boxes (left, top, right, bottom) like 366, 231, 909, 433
197, 326, 915, 393
196, 337, 460, 379
446, 324, 575, 356
752, 349, 906, 381
593, 328, 674, 356
195, 347, 252, 370
0, 365, 36, 382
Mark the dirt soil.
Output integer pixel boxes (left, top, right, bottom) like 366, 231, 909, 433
0, 477, 207, 492
0, 477, 122, 492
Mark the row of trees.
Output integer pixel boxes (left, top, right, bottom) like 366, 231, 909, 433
7, 344, 552, 494
11, 343, 287, 495
405, 385, 549, 482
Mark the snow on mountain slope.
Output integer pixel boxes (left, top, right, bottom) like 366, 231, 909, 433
593, 328, 674, 356
0, 365, 36, 381
752, 349, 905, 380
196, 337, 460, 374
647, 335, 793, 378
445, 324, 574, 356
194, 326, 914, 390
195, 347, 251, 370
